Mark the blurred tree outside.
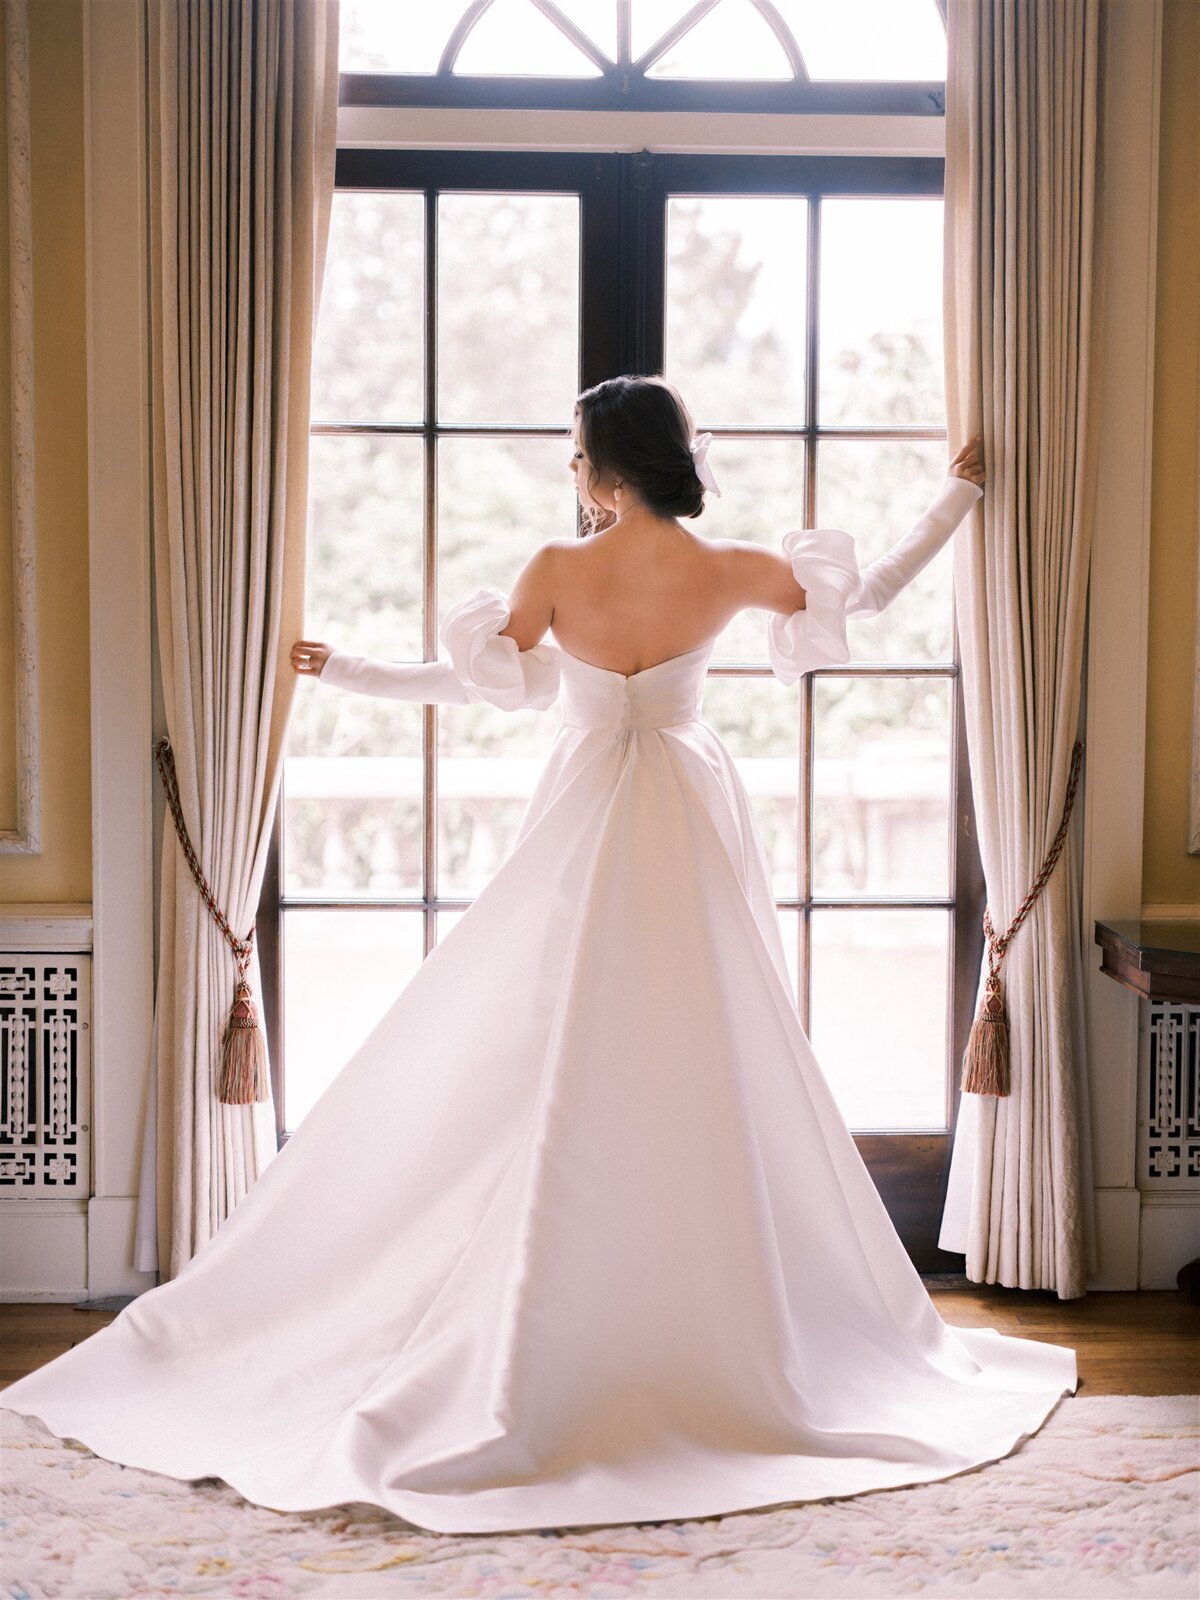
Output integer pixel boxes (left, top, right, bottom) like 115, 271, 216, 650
285, 183, 954, 920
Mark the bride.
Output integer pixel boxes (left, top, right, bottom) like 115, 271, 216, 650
0, 375, 1075, 1536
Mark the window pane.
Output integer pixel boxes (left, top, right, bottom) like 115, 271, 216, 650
647, 0, 793, 79
305, 435, 424, 664
436, 430, 573, 901
289, 431, 426, 900
311, 193, 423, 424
819, 197, 943, 427
437, 436, 577, 622
773, 0, 946, 82
338, 2, 461, 73
816, 439, 954, 664
282, 745, 423, 901
666, 196, 808, 427
454, 0, 602, 76
699, 439, 807, 663
438, 194, 580, 425
700, 677, 800, 898
283, 909, 425, 1129
809, 907, 950, 1130
438, 704, 557, 898
811, 675, 952, 899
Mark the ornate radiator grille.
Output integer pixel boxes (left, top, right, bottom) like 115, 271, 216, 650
0, 957, 91, 1192
1139, 1002, 1200, 1188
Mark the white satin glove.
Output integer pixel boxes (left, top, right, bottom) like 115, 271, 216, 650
847, 475, 984, 619
767, 475, 984, 685
318, 651, 470, 703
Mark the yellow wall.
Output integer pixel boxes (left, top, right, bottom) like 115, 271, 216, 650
1144, 0, 1200, 911
0, 0, 90, 903
0, 0, 12, 830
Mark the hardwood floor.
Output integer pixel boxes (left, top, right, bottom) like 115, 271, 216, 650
1, 1284, 1197, 1397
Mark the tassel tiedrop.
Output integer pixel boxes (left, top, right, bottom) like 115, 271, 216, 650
961, 937, 1012, 1097
154, 736, 270, 1105
218, 953, 270, 1106
961, 738, 1085, 1098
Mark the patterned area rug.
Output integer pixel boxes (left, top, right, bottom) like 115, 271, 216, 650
2, 1395, 1196, 1599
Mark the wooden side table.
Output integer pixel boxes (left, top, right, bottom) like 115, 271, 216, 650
1094, 918, 1200, 1004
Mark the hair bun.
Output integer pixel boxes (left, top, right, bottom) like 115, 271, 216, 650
573, 374, 707, 520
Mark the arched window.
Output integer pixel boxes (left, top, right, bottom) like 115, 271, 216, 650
340, 0, 949, 113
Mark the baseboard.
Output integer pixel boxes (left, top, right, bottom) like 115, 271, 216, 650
87, 1197, 158, 1299
1139, 1193, 1200, 1289
1089, 1187, 1142, 1288
0, 1199, 87, 1299
0, 1196, 158, 1301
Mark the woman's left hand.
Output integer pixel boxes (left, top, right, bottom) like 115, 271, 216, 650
949, 435, 986, 489
291, 639, 333, 676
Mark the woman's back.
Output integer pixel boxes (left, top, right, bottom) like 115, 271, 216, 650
542, 523, 743, 676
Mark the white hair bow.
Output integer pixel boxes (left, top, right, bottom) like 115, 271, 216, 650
689, 432, 722, 497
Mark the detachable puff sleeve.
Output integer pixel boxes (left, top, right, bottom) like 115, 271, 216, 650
440, 588, 561, 711
766, 475, 984, 685
317, 587, 561, 712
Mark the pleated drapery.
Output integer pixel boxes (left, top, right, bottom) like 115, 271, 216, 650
937, 0, 1104, 1297
138, 0, 339, 1279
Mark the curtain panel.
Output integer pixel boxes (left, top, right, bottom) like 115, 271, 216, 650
137, 0, 339, 1279
938, 0, 1105, 1297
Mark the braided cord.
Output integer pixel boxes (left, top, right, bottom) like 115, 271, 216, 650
154, 737, 255, 978
983, 738, 1084, 976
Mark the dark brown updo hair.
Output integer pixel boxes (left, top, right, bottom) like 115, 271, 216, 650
573, 374, 707, 535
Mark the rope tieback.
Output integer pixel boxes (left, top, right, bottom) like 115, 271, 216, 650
960, 738, 1085, 1098
154, 737, 269, 1105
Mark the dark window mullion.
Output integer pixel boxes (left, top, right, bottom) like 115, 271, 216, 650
338, 75, 946, 119
532, 0, 619, 72
618, 152, 665, 375
423, 187, 438, 956
262, 791, 285, 1144
336, 147, 618, 195
310, 423, 576, 438
800, 671, 814, 1034
632, 0, 721, 72
580, 157, 621, 388
806, 194, 821, 520
560, 425, 948, 441
647, 153, 944, 197
948, 614, 987, 1145
617, 0, 630, 67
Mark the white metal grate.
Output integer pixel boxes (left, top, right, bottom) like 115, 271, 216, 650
0, 956, 91, 1192
1138, 1002, 1200, 1188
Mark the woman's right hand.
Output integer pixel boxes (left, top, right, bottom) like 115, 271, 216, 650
949, 434, 986, 489
291, 639, 333, 677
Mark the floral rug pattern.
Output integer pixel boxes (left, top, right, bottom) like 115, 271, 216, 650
2, 1394, 1197, 1598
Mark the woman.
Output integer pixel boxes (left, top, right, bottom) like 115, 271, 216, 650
1, 376, 1074, 1536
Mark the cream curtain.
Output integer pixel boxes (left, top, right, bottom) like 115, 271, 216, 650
136, 0, 339, 1280
937, 0, 1105, 1296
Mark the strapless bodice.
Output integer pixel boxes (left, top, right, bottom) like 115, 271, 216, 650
555, 640, 715, 732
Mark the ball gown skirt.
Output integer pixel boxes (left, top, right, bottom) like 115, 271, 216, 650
0, 476, 1078, 1534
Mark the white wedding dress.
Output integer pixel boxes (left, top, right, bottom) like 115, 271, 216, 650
1, 475, 1077, 1535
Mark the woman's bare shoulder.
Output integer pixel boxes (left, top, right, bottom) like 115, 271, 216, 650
710, 538, 807, 615
550, 531, 803, 614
